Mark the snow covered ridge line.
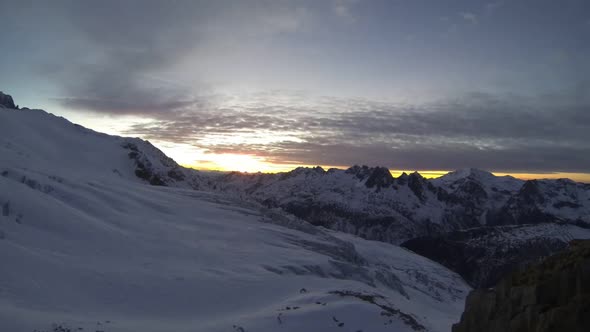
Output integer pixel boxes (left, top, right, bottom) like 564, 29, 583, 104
2, 92, 588, 235
2, 90, 590, 290
211, 165, 590, 240
1, 91, 470, 331
208, 163, 590, 288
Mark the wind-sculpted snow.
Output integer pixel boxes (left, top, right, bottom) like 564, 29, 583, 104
0, 170, 469, 331
0, 106, 469, 331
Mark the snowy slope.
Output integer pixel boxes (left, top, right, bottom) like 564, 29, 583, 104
0, 105, 470, 331
0, 106, 202, 189
497, 178, 590, 225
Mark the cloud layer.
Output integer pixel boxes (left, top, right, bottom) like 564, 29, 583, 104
1, 0, 589, 173
121, 91, 590, 173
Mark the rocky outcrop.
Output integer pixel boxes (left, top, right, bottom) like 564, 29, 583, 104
452, 239, 590, 332
345, 165, 395, 190
0, 91, 17, 109
121, 140, 202, 188
401, 224, 570, 288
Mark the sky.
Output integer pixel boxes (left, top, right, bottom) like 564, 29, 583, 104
1, 0, 589, 181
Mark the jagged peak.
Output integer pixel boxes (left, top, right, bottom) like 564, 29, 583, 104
346, 165, 389, 176
283, 166, 326, 178
409, 171, 425, 179
345, 165, 394, 189
0, 91, 17, 109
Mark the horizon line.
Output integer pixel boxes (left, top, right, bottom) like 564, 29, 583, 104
181, 164, 590, 183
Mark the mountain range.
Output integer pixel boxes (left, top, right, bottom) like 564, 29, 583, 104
1, 91, 589, 331
207, 165, 590, 287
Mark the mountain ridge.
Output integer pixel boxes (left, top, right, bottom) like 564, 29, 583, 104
3, 91, 590, 290
1, 91, 473, 332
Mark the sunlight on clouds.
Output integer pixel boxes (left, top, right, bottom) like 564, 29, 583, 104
53, 109, 154, 137
151, 140, 304, 173
198, 130, 305, 146
200, 153, 281, 173
57, 100, 590, 182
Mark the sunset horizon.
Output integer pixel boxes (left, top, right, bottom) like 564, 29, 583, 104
3, 1, 589, 183
2, 1, 590, 330
183, 162, 590, 183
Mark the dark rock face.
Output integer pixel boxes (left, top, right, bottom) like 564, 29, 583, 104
281, 200, 421, 244
452, 239, 590, 332
492, 180, 555, 226
122, 141, 193, 187
0, 91, 17, 109
407, 172, 427, 200
402, 225, 568, 288
364, 166, 394, 189
345, 165, 394, 190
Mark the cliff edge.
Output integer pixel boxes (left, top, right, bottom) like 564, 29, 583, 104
452, 239, 590, 332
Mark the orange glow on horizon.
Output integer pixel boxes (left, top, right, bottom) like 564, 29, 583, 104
185, 157, 347, 174
182, 160, 590, 183
60, 116, 590, 183
150, 140, 590, 183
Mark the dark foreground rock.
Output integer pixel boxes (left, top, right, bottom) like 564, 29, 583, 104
401, 224, 570, 288
452, 239, 590, 332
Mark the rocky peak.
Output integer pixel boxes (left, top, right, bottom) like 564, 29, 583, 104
0, 91, 17, 109
365, 167, 394, 189
281, 166, 326, 179
345, 165, 394, 189
407, 171, 433, 201
452, 239, 590, 332
345, 165, 371, 179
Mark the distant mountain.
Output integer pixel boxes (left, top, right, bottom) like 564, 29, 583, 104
204, 163, 590, 287
208, 165, 589, 237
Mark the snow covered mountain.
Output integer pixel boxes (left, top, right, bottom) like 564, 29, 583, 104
0, 102, 204, 190
205, 162, 590, 287
1, 95, 470, 331
2, 91, 589, 330
210, 166, 589, 241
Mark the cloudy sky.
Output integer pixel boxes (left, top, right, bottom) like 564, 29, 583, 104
1, 0, 589, 180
